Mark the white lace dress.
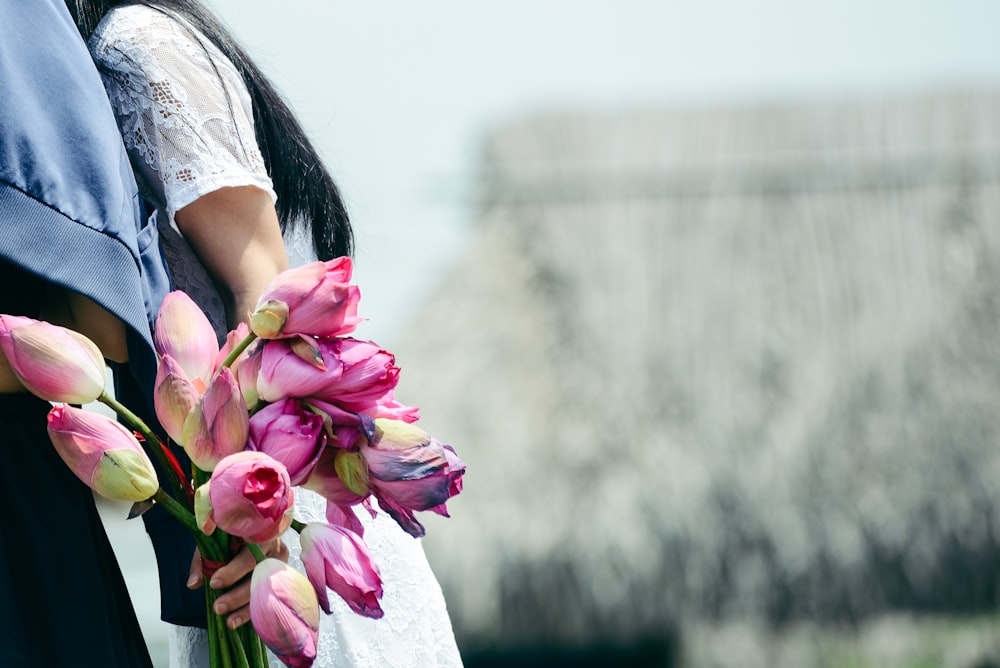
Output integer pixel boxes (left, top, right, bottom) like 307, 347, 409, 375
89, 7, 463, 668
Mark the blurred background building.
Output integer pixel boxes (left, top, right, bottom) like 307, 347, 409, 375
401, 88, 1000, 668
98, 2, 1000, 666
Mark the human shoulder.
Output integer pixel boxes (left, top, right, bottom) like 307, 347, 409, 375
89, 4, 202, 59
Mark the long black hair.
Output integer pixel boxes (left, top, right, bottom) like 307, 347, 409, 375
65, 0, 353, 261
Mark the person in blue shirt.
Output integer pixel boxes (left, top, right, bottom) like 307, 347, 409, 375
0, 1, 168, 665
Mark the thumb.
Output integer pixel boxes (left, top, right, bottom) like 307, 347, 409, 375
187, 547, 204, 589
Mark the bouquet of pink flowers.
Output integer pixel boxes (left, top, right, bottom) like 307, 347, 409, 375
0, 257, 465, 668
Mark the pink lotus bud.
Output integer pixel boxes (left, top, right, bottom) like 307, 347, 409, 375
308, 339, 403, 414
256, 337, 342, 404
182, 368, 249, 471
299, 523, 383, 617
0, 315, 107, 404
154, 291, 219, 385
47, 405, 158, 502
233, 342, 263, 411
216, 322, 252, 370
362, 419, 466, 538
203, 451, 294, 543
153, 354, 200, 445
248, 399, 326, 486
250, 558, 319, 667
259, 336, 417, 422
250, 258, 362, 339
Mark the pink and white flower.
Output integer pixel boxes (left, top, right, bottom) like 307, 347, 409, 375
248, 399, 326, 486
47, 405, 158, 502
250, 258, 362, 339
195, 451, 294, 544
250, 558, 320, 667
299, 522, 383, 617
0, 315, 107, 404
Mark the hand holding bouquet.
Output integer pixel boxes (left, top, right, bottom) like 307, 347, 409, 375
0, 258, 466, 668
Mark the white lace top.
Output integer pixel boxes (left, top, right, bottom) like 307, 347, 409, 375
90, 7, 463, 668
90, 4, 277, 339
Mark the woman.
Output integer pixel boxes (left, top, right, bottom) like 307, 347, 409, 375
65, 1, 464, 666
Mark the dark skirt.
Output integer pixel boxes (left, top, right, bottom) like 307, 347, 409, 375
0, 394, 153, 667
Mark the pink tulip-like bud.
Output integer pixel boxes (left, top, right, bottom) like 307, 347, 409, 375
216, 322, 252, 370
154, 291, 220, 385
258, 337, 417, 423
234, 342, 263, 411
47, 405, 158, 502
256, 338, 341, 404
309, 339, 404, 415
0, 315, 107, 404
250, 258, 362, 339
250, 558, 320, 668
299, 523, 383, 617
248, 399, 326, 486
182, 368, 249, 471
203, 451, 294, 543
362, 419, 466, 538
154, 354, 200, 445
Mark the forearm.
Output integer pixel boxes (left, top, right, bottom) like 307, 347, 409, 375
175, 186, 288, 330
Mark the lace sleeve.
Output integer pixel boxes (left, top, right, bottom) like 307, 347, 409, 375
89, 5, 276, 222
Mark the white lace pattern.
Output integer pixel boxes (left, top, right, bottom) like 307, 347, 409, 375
90, 7, 463, 667
90, 4, 277, 338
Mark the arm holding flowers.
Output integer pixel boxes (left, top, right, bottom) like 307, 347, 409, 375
175, 185, 289, 331
173, 184, 293, 630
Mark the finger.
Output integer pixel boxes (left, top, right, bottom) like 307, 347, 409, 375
208, 546, 256, 590
187, 547, 203, 589
225, 605, 251, 630
213, 580, 252, 628
266, 538, 289, 562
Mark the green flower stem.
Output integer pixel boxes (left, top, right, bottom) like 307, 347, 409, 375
290, 518, 307, 533
220, 330, 258, 369
247, 542, 267, 563
239, 624, 267, 668
206, 586, 234, 668
226, 624, 251, 668
243, 624, 267, 668
99, 390, 186, 503
152, 488, 198, 534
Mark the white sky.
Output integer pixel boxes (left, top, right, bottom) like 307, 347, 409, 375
206, 0, 1000, 345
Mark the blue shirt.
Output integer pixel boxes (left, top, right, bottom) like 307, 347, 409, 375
0, 0, 205, 628
0, 0, 170, 389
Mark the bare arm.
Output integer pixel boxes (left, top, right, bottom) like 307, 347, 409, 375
174, 185, 289, 330
174, 184, 289, 627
